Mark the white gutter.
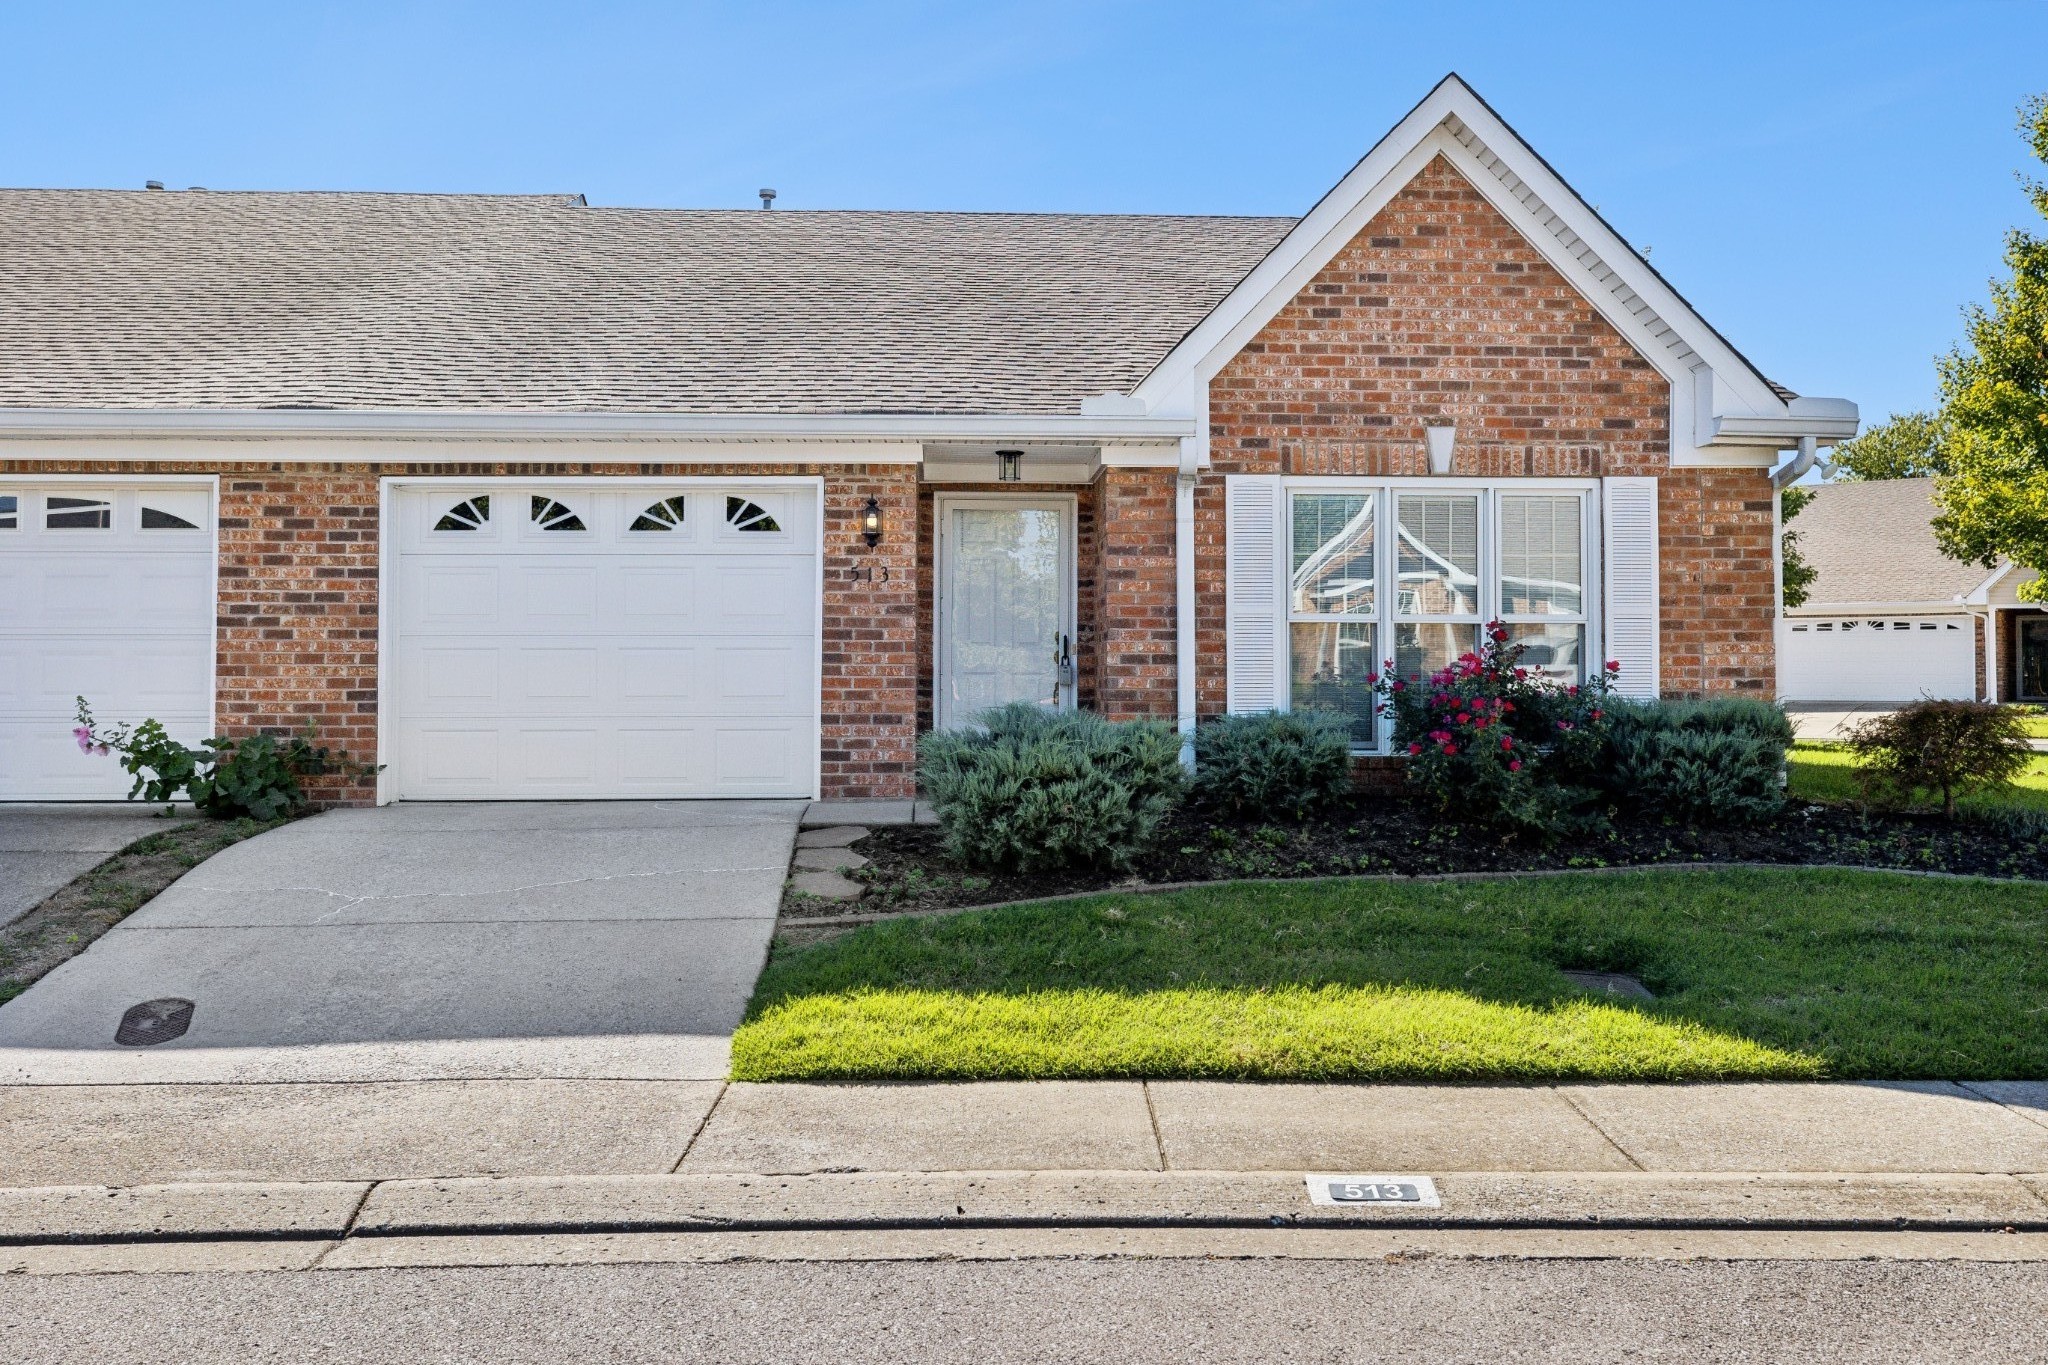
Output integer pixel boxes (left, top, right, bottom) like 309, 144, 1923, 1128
1175, 438, 1202, 771
1771, 436, 1823, 490
0, 407, 1198, 443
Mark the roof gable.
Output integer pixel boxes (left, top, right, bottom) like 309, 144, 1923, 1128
1130, 75, 1851, 456
1795, 478, 1990, 608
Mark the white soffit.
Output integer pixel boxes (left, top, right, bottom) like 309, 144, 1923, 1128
1131, 74, 1806, 426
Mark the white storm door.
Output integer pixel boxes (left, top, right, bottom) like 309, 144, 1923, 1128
936, 497, 1075, 731
0, 481, 216, 800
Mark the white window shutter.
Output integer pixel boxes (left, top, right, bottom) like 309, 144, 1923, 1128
1601, 476, 1660, 699
1225, 474, 1286, 712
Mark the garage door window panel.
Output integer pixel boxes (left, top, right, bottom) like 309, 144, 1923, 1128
140, 489, 209, 531
726, 496, 784, 536
0, 495, 16, 529
434, 496, 492, 532
630, 496, 688, 532
529, 496, 587, 533
46, 496, 113, 530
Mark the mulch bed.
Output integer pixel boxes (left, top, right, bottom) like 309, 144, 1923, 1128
786, 796, 2048, 920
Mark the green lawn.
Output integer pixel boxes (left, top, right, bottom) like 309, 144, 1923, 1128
734, 868, 2048, 1084
1786, 741, 2048, 814
2021, 710, 2048, 740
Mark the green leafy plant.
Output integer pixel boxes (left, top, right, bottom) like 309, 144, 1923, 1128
75, 697, 367, 821
1373, 623, 1617, 839
918, 703, 1185, 873
1931, 94, 2048, 602
1846, 700, 2034, 818
1605, 698, 1793, 824
1191, 709, 1353, 820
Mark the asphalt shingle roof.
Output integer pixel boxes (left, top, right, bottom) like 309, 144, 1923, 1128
1794, 477, 1989, 608
0, 190, 1297, 416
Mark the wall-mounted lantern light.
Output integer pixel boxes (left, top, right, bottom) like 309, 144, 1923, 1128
860, 496, 884, 547
1424, 423, 1457, 476
996, 449, 1023, 483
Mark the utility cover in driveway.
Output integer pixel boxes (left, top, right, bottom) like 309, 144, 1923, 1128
114, 998, 195, 1045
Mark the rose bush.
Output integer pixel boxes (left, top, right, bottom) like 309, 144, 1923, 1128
1372, 623, 1619, 838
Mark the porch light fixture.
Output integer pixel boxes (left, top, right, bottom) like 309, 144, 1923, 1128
860, 495, 884, 547
1424, 423, 1457, 476
996, 449, 1023, 483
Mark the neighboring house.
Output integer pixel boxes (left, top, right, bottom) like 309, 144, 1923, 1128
0, 75, 1856, 803
1780, 477, 2045, 704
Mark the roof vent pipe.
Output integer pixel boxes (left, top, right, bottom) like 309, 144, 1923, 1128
144, 180, 164, 191
759, 188, 776, 209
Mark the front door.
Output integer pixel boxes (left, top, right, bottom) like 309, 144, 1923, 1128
2021, 616, 2048, 701
936, 497, 1075, 730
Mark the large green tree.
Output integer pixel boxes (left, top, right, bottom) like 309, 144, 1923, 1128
1830, 410, 1945, 480
1932, 94, 2048, 602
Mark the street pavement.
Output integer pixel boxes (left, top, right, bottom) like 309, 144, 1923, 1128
4, 1255, 2046, 1363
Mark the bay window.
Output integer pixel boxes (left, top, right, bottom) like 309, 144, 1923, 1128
1284, 481, 1596, 748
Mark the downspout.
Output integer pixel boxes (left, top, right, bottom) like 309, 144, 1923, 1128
1176, 437, 1201, 771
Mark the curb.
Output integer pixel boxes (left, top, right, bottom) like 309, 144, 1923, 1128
8, 1171, 2048, 1246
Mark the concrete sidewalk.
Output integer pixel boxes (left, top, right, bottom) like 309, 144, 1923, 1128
4, 1079, 2047, 1258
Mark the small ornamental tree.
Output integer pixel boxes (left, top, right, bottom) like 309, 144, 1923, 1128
1846, 700, 2033, 818
1373, 623, 1619, 838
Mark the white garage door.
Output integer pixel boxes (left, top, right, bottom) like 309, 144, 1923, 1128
390, 481, 820, 800
1779, 616, 1977, 703
0, 481, 216, 800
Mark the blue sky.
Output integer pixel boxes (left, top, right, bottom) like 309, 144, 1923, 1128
5, 2, 2044, 427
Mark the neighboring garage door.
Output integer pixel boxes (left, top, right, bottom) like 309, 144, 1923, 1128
0, 481, 215, 800
390, 481, 820, 800
1779, 615, 1977, 702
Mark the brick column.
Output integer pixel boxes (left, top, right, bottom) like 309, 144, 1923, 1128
215, 467, 381, 804
1095, 466, 1178, 720
820, 465, 919, 796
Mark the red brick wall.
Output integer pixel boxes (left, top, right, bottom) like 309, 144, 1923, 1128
0, 456, 921, 803
1096, 467, 1179, 720
1196, 153, 1775, 710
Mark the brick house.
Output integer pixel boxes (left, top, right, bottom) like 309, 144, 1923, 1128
0, 76, 1856, 804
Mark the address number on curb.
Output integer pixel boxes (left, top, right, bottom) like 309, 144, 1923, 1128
1305, 1175, 1441, 1208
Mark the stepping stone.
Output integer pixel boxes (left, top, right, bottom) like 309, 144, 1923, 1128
790, 870, 862, 900
792, 847, 869, 872
1561, 970, 1655, 1001
796, 825, 869, 849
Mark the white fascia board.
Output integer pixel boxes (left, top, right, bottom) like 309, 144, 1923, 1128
0, 407, 1195, 448
1785, 601, 1973, 617
1099, 441, 1184, 467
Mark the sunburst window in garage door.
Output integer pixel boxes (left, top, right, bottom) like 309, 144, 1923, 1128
726, 496, 781, 534
434, 496, 491, 532
630, 496, 688, 532
530, 496, 586, 532
140, 489, 208, 530
0, 495, 15, 529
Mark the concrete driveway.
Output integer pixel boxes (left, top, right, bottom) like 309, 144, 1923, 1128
0, 805, 192, 928
0, 801, 801, 1084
